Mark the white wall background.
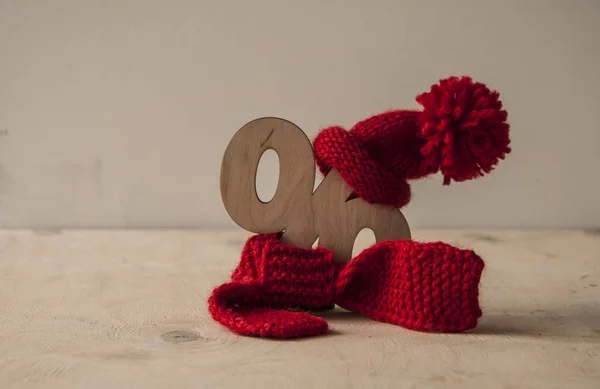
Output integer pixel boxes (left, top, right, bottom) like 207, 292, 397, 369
0, 0, 599, 229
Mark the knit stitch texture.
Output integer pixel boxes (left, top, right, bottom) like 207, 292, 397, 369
208, 234, 485, 338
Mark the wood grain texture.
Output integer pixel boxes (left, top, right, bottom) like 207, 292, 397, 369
0, 229, 599, 389
220, 117, 410, 262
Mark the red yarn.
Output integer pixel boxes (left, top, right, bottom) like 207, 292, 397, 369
416, 76, 511, 185
208, 234, 485, 338
313, 76, 511, 207
313, 125, 414, 208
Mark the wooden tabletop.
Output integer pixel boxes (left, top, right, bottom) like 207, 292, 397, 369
0, 229, 598, 388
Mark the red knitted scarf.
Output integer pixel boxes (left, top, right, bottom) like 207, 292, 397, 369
208, 233, 484, 338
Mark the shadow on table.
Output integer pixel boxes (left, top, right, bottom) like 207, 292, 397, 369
314, 308, 366, 319
472, 303, 600, 339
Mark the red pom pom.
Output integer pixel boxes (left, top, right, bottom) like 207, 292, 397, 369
416, 76, 511, 185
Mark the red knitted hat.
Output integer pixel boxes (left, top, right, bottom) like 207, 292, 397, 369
313, 76, 511, 208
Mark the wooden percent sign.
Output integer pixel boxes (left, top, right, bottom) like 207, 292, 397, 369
220, 117, 411, 262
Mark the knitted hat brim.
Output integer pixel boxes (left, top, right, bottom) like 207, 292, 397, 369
313, 126, 412, 208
